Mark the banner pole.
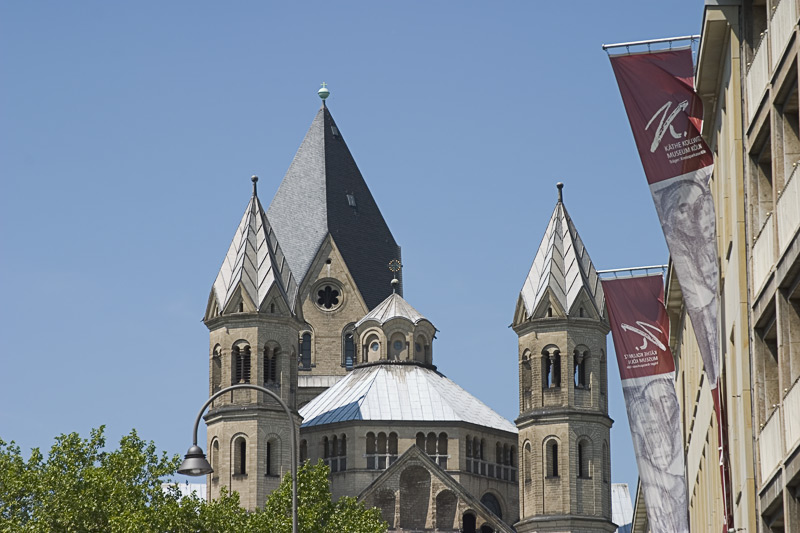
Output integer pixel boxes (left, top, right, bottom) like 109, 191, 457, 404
602, 35, 700, 51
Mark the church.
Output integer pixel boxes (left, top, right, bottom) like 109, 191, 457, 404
200, 87, 615, 532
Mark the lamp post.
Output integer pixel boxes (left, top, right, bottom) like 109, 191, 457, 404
178, 383, 298, 533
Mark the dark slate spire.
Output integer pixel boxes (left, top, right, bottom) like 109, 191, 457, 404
267, 105, 402, 310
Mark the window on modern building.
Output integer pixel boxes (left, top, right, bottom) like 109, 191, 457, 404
545, 439, 559, 478
749, 135, 773, 233
755, 313, 779, 423
299, 439, 307, 463
234, 436, 247, 475
299, 333, 311, 370
577, 439, 591, 479
233, 345, 251, 384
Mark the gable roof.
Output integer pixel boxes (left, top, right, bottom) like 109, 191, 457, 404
210, 186, 298, 314
266, 104, 401, 310
298, 362, 517, 433
357, 445, 515, 533
519, 195, 604, 320
355, 292, 430, 328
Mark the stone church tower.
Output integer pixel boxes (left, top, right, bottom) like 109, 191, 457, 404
202, 177, 305, 510
513, 184, 615, 533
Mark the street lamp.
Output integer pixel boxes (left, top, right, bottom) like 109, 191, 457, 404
179, 383, 298, 533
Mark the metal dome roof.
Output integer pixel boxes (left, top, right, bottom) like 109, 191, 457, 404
299, 362, 516, 433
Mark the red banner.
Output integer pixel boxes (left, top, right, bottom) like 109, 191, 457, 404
603, 275, 674, 380
610, 48, 720, 390
603, 275, 688, 533
610, 47, 732, 530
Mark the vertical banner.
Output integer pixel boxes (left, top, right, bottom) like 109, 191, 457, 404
603, 275, 689, 533
609, 48, 719, 390
609, 47, 732, 531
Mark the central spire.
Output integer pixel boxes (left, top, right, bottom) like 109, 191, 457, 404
266, 102, 402, 309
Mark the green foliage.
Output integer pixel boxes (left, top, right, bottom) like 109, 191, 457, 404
0, 429, 386, 533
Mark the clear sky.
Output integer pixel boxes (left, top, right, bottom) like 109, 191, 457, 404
0, 1, 704, 497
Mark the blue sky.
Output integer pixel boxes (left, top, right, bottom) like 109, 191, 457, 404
0, 1, 704, 497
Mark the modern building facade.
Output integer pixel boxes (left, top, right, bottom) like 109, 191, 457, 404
633, 1, 800, 532
200, 95, 615, 531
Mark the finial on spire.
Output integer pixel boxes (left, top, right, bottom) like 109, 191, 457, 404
252, 175, 258, 196
318, 82, 330, 104
557, 182, 564, 203
388, 259, 402, 293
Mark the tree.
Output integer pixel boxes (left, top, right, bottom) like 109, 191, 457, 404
0, 428, 386, 533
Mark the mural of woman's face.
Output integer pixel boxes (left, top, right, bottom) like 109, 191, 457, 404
667, 182, 715, 244
636, 379, 680, 471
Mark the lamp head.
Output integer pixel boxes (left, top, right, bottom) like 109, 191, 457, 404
177, 445, 213, 476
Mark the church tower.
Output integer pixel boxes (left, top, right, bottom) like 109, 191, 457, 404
513, 184, 615, 533
203, 176, 304, 510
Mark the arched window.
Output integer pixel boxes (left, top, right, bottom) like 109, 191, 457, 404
366, 432, 376, 469
330, 435, 339, 472
602, 441, 609, 483
426, 432, 437, 455
264, 345, 279, 384
367, 432, 396, 470
323, 436, 330, 459
211, 345, 222, 393
545, 439, 559, 478
480, 493, 502, 519
389, 333, 406, 360
600, 351, 607, 397
416, 432, 425, 449
299, 439, 308, 463
343, 330, 355, 370
573, 349, 588, 388
233, 436, 247, 475
577, 438, 592, 478
495, 442, 502, 464
524, 442, 532, 483
415, 335, 428, 362
340, 434, 347, 471
542, 348, 561, 389
233, 345, 251, 384
437, 433, 448, 468
211, 439, 219, 482
462, 512, 477, 533
363, 334, 380, 363
266, 439, 277, 477
299, 333, 311, 369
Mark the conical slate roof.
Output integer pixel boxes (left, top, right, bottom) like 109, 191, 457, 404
355, 292, 429, 328
266, 104, 401, 310
298, 363, 517, 433
211, 184, 298, 314
519, 192, 604, 319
